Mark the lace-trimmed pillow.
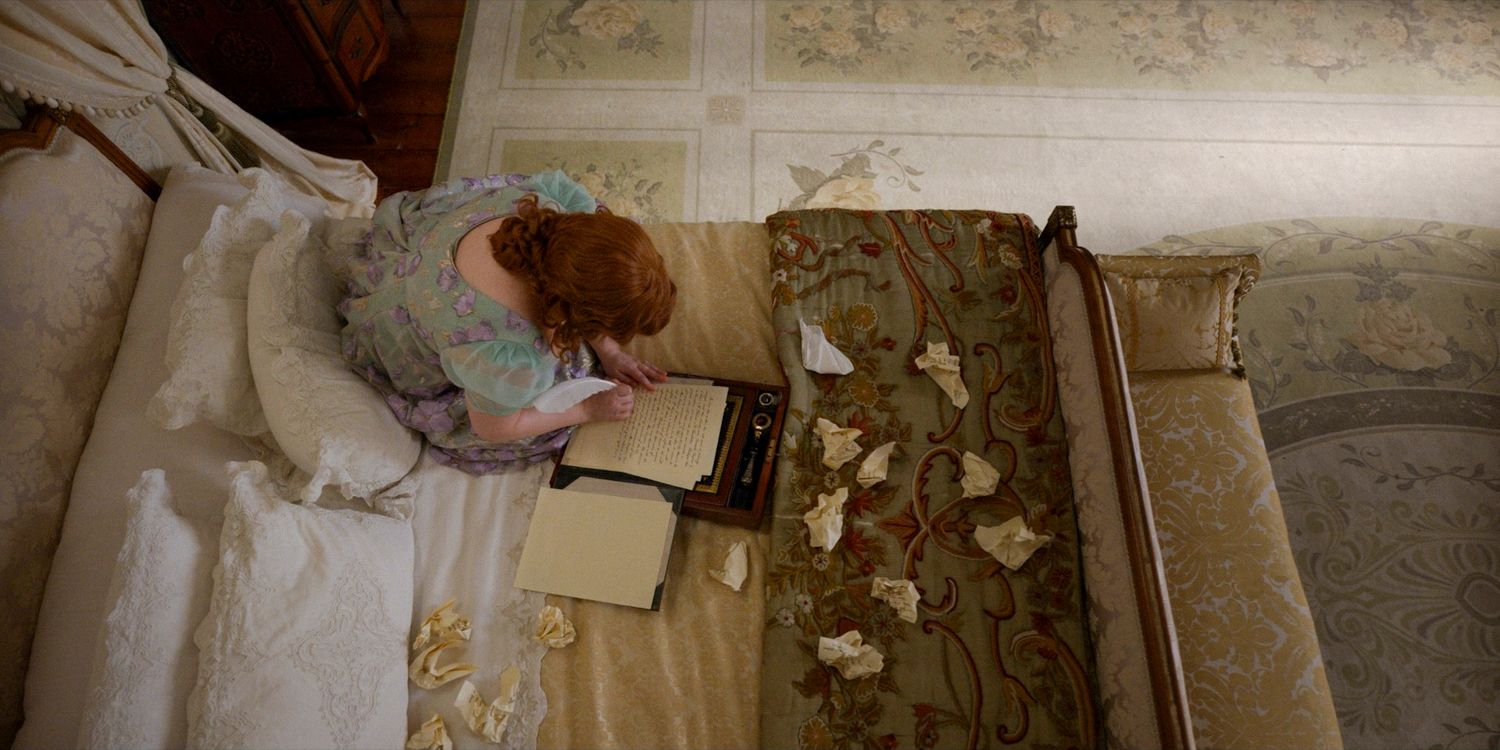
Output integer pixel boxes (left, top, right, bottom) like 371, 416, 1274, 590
148, 169, 325, 436
77, 470, 213, 750
186, 461, 411, 750
245, 211, 421, 510
1095, 254, 1260, 374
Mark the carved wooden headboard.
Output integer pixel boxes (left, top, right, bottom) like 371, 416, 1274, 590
0, 107, 161, 200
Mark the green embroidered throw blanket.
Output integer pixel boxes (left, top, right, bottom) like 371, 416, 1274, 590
760, 209, 1098, 749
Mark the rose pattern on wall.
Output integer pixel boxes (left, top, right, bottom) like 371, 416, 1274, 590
527, 0, 664, 73
944, 1, 1089, 74
782, 140, 923, 212
541, 157, 667, 222
1147, 220, 1500, 408
762, 0, 1500, 92
774, 1, 929, 76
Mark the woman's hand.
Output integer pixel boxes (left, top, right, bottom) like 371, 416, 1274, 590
593, 336, 668, 391
582, 383, 635, 423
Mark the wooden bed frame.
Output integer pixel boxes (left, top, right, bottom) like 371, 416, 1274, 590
1, 107, 160, 200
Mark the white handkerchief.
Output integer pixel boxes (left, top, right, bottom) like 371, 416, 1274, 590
870, 577, 919, 623
975, 516, 1053, 571
406, 714, 453, 750
800, 318, 854, 375
455, 667, 520, 744
412, 599, 471, 651
817, 630, 885, 679
960, 451, 1000, 499
711, 540, 749, 591
804, 487, 848, 550
915, 341, 969, 408
857, 441, 897, 488
408, 637, 476, 690
534, 605, 576, 649
532, 377, 618, 413
815, 417, 863, 470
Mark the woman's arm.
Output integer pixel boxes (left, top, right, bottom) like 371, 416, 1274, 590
590, 335, 668, 391
467, 383, 634, 443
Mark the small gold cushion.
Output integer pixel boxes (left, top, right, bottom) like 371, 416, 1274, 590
1095, 254, 1260, 373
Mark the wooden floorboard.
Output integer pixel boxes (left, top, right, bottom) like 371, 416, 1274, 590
272, 0, 466, 203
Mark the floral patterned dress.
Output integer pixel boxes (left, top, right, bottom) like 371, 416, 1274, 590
338, 171, 602, 474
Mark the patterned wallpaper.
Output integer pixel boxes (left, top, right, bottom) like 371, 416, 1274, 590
440, 0, 1500, 250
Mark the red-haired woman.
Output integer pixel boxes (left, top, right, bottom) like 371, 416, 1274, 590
338, 171, 676, 474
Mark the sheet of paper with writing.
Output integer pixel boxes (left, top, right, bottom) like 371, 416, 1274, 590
562, 383, 729, 489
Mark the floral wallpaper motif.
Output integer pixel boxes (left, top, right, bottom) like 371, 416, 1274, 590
1143, 219, 1500, 409
762, 0, 1500, 93
497, 137, 687, 221
782, 140, 924, 212
944, 1, 1088, 74
774, 2, 929, 75
557, 159, 668, 221
515, 0, 696, 81
1132, 217, 1500, 750
528, 0, 664, 73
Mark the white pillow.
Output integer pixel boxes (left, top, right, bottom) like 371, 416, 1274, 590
76, 470, 214, 750
245, 210, 422, 507
148, 169, 324, 436
186, 461, 412, 750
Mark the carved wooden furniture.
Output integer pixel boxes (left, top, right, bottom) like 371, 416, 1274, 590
142, 0, 388, 140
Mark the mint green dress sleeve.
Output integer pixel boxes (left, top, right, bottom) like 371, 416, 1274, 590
440, 341, 556, 416
525, 170, 599, 214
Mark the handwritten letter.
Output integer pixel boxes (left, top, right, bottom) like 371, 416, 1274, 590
563, 383, 728, 488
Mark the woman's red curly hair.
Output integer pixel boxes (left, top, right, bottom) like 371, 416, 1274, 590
489, 195, 676, 354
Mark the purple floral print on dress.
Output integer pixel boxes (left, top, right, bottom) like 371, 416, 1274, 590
428, 426, 572, 474
340, 174, 609, 476
403, 399, 456, 434
393, 251, 422, 278
449, 321, 497, 345
454, 289, 476, 316
403, 384, 445, 401
504, 309, 529, 333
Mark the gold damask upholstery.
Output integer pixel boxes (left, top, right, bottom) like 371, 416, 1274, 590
1100, 255, 1342, 750
1096, 255, 1258, 374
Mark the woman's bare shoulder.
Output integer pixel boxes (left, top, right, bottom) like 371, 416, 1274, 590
455, 218, 540, 322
